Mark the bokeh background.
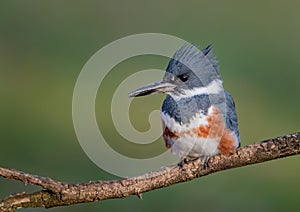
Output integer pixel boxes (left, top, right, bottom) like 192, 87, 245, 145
1, 1, 300, 211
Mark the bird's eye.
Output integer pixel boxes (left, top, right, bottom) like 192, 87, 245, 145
178, 74, 189, 82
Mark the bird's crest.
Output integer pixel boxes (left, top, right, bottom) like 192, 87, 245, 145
167, 44, 221, 85
173, 43, 219, 74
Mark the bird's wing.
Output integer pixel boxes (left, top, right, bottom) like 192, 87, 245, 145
224, 90, 240, 147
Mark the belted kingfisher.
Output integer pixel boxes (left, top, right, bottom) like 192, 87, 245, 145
128, 44, 240, 162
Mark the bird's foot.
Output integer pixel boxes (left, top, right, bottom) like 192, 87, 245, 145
200, 156, 211, 169
178, 156, 198, 169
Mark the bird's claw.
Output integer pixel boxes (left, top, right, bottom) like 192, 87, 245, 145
198, 156, 211, 169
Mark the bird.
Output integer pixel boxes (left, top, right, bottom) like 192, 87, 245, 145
128, 44, 240, 164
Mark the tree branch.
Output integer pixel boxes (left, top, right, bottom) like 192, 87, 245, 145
1, 132, 300, 211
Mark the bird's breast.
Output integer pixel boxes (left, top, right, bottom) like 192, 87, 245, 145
161, 105, 238, 158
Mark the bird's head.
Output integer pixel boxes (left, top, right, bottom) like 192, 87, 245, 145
128, 44, 222, 99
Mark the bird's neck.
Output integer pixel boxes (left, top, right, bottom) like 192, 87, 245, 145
169, 79, 223, 101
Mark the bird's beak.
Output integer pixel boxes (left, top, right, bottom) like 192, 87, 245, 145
128, 80, 176, 97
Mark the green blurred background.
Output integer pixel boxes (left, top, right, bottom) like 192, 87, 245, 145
1, 1, 300, 211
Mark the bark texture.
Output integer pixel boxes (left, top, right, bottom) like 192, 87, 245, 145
0, 132, 299, 211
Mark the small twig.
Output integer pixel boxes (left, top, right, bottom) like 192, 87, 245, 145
0, 168, 66, 193
0, 132, 299, 211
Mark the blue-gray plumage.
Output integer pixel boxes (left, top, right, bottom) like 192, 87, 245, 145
223, 91, 240, 147
162, 94, 211, 124
164, 44, 220, 89
129, 43, 240, 159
